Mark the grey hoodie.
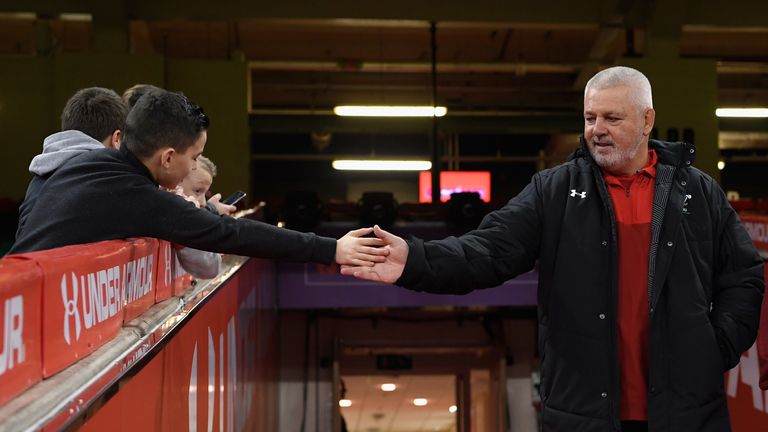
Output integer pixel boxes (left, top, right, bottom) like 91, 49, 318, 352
28, 130, 104, 176
17, 130, 104, 239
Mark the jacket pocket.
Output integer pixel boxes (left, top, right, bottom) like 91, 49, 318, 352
541, 404, 609, 432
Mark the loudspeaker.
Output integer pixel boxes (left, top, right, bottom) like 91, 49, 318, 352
282, 191, 322, 232
358, 191, 397, 228
448, 192, 486, 232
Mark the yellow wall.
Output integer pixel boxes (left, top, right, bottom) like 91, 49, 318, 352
166, 59, 249, 198
0, 54, 249, 200
0, 57, 54, 199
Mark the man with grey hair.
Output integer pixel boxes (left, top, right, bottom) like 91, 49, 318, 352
343, 66, 764, 431
584, 66, 654, 175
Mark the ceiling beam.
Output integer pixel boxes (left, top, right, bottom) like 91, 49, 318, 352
644, 0, 687, 58
0, 0, 612, 23
4, 0, 768, 28
248, 113, 581, 134
686, 0, 768, 27
248, 60, 579, 74
571, 23, 624, 90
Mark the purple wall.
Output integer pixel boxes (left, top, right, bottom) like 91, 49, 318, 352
276, 261, 537, 309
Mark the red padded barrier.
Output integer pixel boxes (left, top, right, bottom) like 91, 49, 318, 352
759, 264, 768, 390
13, 241, 130, 377
123, 238, 159, 322
0, 258, 43, 406
155, 240, 173, 303
731, 199, 756, 212
742, 214, 768, 253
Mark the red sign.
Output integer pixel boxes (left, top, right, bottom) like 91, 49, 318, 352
79, 351, 166, 432
15, 241, 131, 377
742, 214, 768, 252
155, 241, 173, 303
758, 264, 768, 391
726, 342, 768, 430
0, 258, 43, 406
419, 171, 492, 203
123, 238, 158, 322
78, 259, 278, 431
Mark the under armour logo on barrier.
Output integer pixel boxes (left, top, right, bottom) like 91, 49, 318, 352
570, 189, 587, 199
61, 273, 82, 345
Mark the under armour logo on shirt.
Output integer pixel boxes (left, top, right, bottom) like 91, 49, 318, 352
570, 189, 587, 199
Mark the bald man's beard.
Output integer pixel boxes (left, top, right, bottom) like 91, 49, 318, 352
588, 132, 645, 172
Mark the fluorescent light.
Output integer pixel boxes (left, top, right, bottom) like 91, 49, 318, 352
339, 399, 352, 408
332, 160, 432, 171
449, 405, 458, 413
715, 108, 768, 118
0, 12, 37, 20
334, 105, 447, 117
380, 383, 397, 392
717, 160, 726, 170
59, 13, 92, 21
413, 398, 428, 406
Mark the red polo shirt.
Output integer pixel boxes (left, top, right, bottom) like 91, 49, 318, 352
602, 149, 657, 420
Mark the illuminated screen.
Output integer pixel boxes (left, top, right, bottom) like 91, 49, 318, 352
419, 171, 491, 203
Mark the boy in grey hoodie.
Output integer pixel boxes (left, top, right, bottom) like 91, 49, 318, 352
17, 87, 126, 238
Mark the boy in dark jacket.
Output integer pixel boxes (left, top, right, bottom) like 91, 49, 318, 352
12, 89, 386, 268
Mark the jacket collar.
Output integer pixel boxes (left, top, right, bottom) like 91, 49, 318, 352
648, 139, 696, 167
120, 145, 159, 186
570, 136, 696, 168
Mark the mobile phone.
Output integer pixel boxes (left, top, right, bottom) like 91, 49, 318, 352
221, 190, 246, 205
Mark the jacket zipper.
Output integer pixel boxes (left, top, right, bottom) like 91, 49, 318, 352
591, 163, 622, 431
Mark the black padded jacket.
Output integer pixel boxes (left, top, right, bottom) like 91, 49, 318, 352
396, 139, 764, 432
11, 146, 336, 265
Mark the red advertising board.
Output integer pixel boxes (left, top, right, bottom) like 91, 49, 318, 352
742, 214, 768, 252
123, 238, 158, 322
78, 259, 278, 432
0, 258, 43, 406
79, 351, 165, 432
758, 264, 768, 391
155, 240, 173, 303
727, 341, 768, 430
14, 241, 131, 377
419, 171, 492, 203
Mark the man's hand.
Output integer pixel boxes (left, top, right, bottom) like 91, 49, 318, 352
208, 193, 236, 215
340, 225, 408, 284
335, 227, 389, 266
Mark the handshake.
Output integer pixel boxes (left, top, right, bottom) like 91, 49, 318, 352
335, 225, 408, 284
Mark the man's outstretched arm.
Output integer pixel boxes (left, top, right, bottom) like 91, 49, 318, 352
343, 177, 543, 294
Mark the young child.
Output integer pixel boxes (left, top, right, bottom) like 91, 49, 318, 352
172, 156, 227, 278
179, 155, 235, 215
